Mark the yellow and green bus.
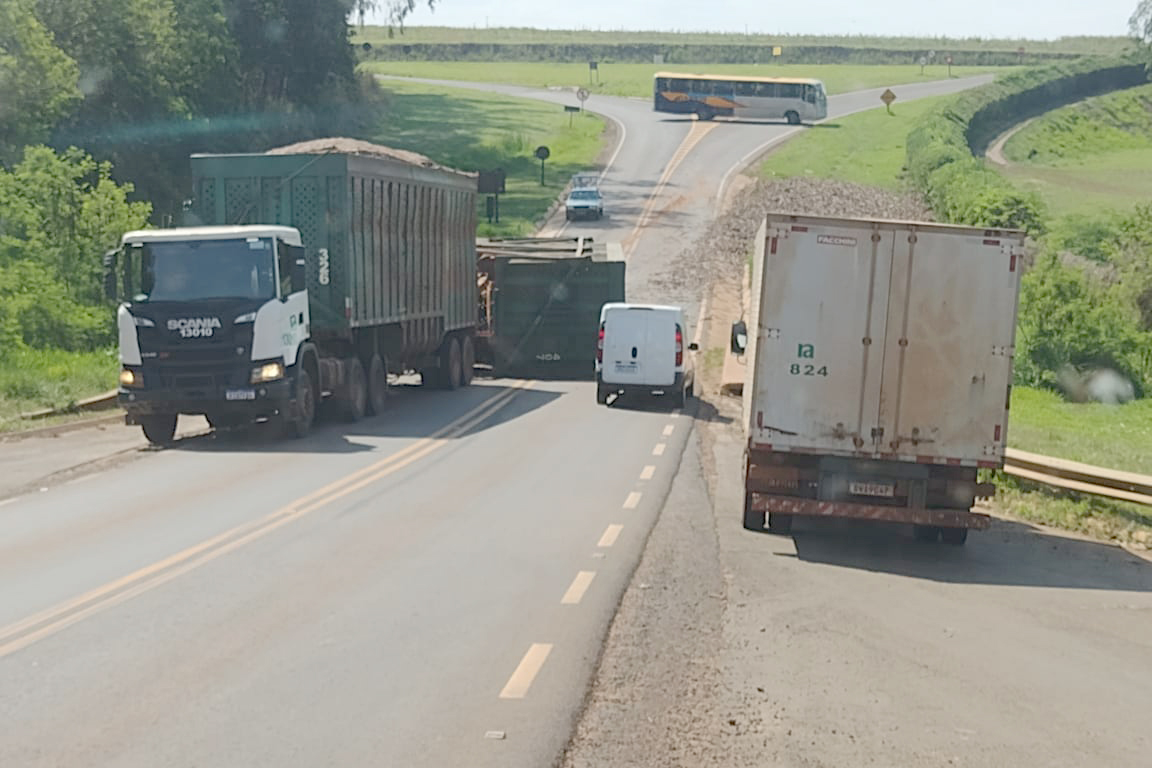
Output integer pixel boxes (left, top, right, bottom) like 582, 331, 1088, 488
653, 72, 828, 124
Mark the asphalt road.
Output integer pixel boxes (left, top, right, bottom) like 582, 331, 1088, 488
1, 74, 995, 767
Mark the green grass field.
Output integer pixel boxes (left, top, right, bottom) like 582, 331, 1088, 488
364, 61, 1008, 99
995, 84, 1152, 217
757, 93, 956, 187
0, 348, 118, 432
370, 80, 605, 236
354, 26, 1130, 55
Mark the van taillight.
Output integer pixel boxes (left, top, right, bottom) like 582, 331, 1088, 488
675, 325, 683, 366
597, 324, 605, 363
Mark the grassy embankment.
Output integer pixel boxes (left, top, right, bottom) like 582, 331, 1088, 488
996, 83, 1152, 217
0, 82, 605, 432
354, 27, 1130, 56
363, 61, 1009, 99
753, 96, 1152, 544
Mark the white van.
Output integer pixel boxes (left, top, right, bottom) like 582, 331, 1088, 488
595, 303, 697, 406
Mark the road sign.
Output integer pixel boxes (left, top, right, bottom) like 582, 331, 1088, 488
535, 146, 550, 185
946, 55, 954, 64
772, 46, 782, 56
576, 88, 589, 103
881, 88, 897, 114
928, 50, 936, 60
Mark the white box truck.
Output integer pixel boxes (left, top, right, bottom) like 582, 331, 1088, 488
732, 213, 1025, 545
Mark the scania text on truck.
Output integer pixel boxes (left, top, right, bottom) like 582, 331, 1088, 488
732, 213, 1025, 545
105, 139, 479, 445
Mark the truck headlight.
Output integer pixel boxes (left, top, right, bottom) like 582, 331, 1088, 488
119, 368, 142, 388
251, 361, 284, 384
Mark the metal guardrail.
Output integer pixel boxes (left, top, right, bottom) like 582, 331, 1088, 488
1003, 448, 1152, 507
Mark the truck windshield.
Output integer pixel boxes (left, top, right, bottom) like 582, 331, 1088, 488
570, 190, 599, 200
130, 238, 277, 303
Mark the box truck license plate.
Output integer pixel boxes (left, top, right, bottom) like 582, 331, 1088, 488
225, 389, 256, 401
849, 481, 894, 498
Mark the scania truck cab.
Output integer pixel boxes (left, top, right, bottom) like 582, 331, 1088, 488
108, 225, 312, 444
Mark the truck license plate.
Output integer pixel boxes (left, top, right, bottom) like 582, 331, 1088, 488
849, 481, 894, 498
225, 389, 256, 401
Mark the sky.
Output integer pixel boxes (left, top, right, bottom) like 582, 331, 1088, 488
368, 0, 1140, 40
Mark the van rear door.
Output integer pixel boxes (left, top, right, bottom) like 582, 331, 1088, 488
602, 307, 676, 386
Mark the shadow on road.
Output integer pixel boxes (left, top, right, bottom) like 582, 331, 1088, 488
763, 517, 1152, 592
170, 384, 563, 455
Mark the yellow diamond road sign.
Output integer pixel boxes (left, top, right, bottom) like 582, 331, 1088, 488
881, 89, 896, 106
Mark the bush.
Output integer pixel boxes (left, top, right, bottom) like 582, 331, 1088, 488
905, 58, 1146, 234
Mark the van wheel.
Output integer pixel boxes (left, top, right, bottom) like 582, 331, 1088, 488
671, 386, 686, 409
596, 384, 612, 405
140, 414, 177, 446
460, 335, 475, 386
366, 354, 388, 416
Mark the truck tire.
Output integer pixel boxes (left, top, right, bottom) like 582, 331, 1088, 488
742, 492, 762, 531
440, 337, 463, 390
287, 367, 316, 439
340, 357, 367, 422
460, 335, 476, 386
366, 354, 388, 417
140, 414, 177, 446
941, 527, 969, 546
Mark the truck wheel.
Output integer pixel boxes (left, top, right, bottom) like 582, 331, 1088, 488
767, 513, 793, 535
287, 368, 316, 439
340, 357, 367, 422
366, 354, 388, 416
742, 492, 763, 531
913, 524, 940, 543
441, 337, 463, 390
140, 414, 177, 446
941, 527, 969, 546
460, 335, 476, 386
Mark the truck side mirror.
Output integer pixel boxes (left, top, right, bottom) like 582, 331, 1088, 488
102, 249, 119, 301
291, 258, 307, 293
731, 320, 748, 355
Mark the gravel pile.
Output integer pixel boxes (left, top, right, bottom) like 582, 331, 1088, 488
654, 177, 932, 300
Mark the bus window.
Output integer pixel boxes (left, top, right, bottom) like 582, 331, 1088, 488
804, 85, 817, 104
755, 82, 778, 98
780, 83, 803, 99
734, 81, 757, 97
668, 78, 689, 93
655, 77, 669, 92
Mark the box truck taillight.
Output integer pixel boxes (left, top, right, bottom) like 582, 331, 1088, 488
597, 324, 605, 363
675, 325, 684, 366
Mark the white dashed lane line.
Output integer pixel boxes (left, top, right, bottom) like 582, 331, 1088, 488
639, 465, 656, 481
653, 443, 666, 456
598, 524, 623, 548
622, 492, 642, 510
499, 643, 553, 699
560, 571, 597, 605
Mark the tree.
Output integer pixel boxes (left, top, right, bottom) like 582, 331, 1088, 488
0, 0, 80, 163
353, 0, 437, 28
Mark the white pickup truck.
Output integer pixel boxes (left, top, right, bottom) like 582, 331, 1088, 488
732, 212, 1026, 545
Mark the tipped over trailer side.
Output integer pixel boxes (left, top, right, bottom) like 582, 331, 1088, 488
110, 139, 479, 444
734, 212, 1025, 545
476, 237, 625, 379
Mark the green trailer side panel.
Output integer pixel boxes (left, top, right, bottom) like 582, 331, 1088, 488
489, 258, 625, 377
190, 152, 477, 350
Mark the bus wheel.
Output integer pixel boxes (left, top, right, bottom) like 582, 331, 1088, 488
695, 108, 714, 121
785, 111, 801, 125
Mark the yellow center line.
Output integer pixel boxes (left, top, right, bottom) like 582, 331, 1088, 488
0, 381, 534, 660
623, 120, 717, 259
